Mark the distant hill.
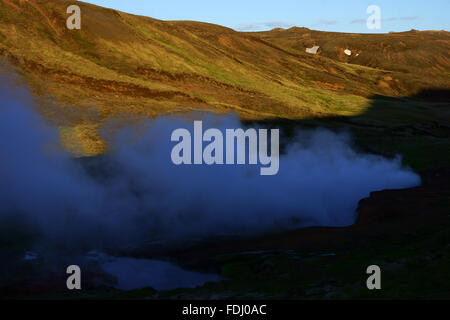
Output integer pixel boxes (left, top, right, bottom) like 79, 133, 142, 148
251, 27, 450, 94
0, 0, 449, 154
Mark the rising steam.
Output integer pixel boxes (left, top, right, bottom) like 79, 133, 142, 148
0, 79, 421, 250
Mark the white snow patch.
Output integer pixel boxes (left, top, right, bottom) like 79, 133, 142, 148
306, 45, 320, 54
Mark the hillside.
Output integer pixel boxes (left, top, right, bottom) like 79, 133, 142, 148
1, 0, 450, 301
251, 27, 450, 95
0, 0, 449, 155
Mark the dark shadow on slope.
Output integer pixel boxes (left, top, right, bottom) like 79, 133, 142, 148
246, 89, 450, 173
157, 89, 450, 266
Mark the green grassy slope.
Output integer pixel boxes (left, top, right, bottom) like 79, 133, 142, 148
0, 0, 449, 156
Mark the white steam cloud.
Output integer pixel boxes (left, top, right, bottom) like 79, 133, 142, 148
0, 80, 421, 250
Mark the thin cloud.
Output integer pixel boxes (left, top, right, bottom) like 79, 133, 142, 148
400, 16, 419, 20
351, 19, 366, 24
264, 21, 295, 28
350, 16, 416, 24
234, 24, 261, 31
234, 21, 295, 31
318, 19, 338, 25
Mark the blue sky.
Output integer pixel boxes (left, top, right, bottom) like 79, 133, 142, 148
83, 0, 449, 33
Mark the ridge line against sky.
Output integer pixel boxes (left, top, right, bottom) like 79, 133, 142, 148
82, 0, 449, 33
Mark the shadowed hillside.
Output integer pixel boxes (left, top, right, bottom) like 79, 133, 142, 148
0, 0, 449, 156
